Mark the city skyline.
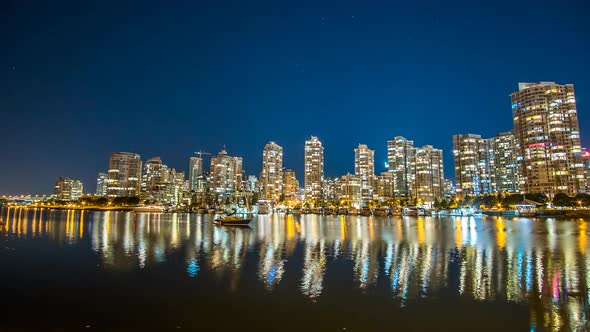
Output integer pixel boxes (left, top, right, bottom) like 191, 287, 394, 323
3, 1, 590, 194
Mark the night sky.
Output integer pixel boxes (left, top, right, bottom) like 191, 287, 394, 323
2, 0, 590, 194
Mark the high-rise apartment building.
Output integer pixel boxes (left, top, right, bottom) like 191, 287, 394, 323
354, 144, 375, 200
54, 177, 83, 201
95, 172, 108, 197
491, 131, 520, 193
189, 156, 203, 192
411, 145, 444, 205
583, 149, 590, 192
259, 141, 283, 202
142, 157, 167, 201
337, 173, 361, 204
283, 169, 299, 201
140, 157, 186, 204
453, 134, 495, 197
387, 137, 414, 197
374, 172, 395, 200
511, 82, 585, 195
210, 149, 243, 197
107, 152, 142, 197
304, 136, 324, 200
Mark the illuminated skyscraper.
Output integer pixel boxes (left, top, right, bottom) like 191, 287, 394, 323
188, 156, 203, 192
387, 136, 414, 197
304, 136, 324, 200
511, 82, 585, 195
210, 149, 243, 197
259, 141, 283, 202
337, 173, 361, 204
141, 157, 185, 204
95, 172, 108, 197
354, 144, 375, 200
54, 177, 83, 201
107, 152, 142, 197
411, 145, 444, 206
453, 134, 495, 197
374, 171, 395, 200
583, 149, 590, 192
491, 131, 520, 193
142, 157, 166, 201
283, 169, 299, 201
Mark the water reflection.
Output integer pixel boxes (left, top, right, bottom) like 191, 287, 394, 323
2, 207, 590, 331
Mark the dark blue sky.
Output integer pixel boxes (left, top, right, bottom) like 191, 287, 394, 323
2, 0, 590, 194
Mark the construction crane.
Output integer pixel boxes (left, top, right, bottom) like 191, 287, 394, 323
194, 150, 211, 159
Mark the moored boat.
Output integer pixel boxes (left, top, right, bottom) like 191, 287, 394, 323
133, 205, 166, 213
214, 214, 252, 226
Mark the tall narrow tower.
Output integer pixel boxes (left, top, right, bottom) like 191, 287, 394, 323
304, 136, 324, 201
259, 141, 283, 202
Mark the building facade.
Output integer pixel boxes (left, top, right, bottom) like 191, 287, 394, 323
453, 134, 495, 197
210, 149, 243, 198
491, 131, 520, 193
106, 152, 142, 197
337, 173, 361, 205
387, 136, 415, 197
354, 144, 375, 201
374, 172, 395, 200
259, 141, 283, 202
189, 156, 203, 192
283, 169, 299, 202
141, 157, 186, 205
511, 82, 585, 195
411, 145, 444, 206
95, 172, 108, 197
304, 136, 324, 201
54, 177, 83, 201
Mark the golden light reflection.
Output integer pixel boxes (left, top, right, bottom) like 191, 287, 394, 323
79, 211, 84, 239
454, 218, 462, 249
496, 218, 506, 250
578, 221, 586, 254
416, 217, 425, 244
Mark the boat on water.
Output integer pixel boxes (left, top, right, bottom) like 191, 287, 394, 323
215, 190, 253, 226
214, 213, 252, 226
402, 205, 425, 216
133, 205, 167, 213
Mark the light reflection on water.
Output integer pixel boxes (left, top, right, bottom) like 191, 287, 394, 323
2, 207, 590, 330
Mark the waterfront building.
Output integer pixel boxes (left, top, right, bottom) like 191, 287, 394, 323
246, 175, 258, 194
141, 157, 168, 202
304, 136, 324, 201
443, 178, 455, 198
106, 152, 142, 197
387, 136, 415, 197
54, 177, 83, 201
511, 82, 585, 195
188, 156, 203, 192
337, 173, 361, 206
141, 157, 186, 205
323, 177, 337, 203
210, 149, 243, 198
583, 149, 590, 192
95, 172, 108, 197
283, 169, 299, 202
354, 144, 375, 201
491, 131, 520, 193
374, 171, 395, 200
452, 134, 495, 197
259, 141, 283, 202
410, 145, 444, 206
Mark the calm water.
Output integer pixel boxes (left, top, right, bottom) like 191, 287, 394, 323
1, 208, 589, 331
